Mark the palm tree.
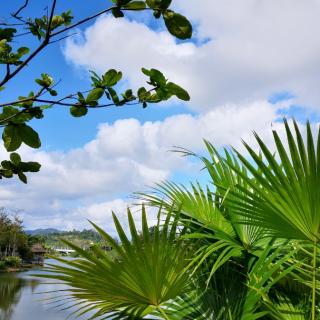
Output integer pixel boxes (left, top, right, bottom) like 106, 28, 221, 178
38, 119, 319, 319
225, 120, 320, 319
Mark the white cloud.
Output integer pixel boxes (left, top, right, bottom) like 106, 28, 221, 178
0, 100, 284, 229
64, 1, 320, 111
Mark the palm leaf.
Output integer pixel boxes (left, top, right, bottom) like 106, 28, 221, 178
36, 206, 191, 319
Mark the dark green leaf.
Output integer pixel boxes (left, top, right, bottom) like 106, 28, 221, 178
0, 28, 16, 41
18, 172, 27, 184
18, 124, 41, 149
70, 106, 88, 117
107, 87, 120, 105
10, 152, 21, 165
146, 0, 172, 9
123, 1, 146, 10
20, 161, 41, 172
163, 11, 192, 40
1, 160, 13, 170
2, 125, 22, 152
112, 8, 124, 18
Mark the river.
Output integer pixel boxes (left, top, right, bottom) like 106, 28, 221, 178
0, 258, 92, 320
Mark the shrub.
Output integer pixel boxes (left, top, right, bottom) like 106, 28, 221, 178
4, 256, 21, 268
0, 261, 6, 271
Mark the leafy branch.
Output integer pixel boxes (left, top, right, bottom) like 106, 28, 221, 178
0, 0, 193, 183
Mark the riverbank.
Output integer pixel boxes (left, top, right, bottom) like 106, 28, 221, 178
0, 264, 34, 273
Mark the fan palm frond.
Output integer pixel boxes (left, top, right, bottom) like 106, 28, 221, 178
227, 119, 320, 319
36, 206, 191, 319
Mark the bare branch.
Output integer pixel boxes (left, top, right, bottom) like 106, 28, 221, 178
45, 0, 57, 41
49, 32, 78, 45
12, 0, 29, 18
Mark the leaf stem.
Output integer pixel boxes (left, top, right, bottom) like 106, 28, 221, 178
157, 306, 170, 320
312, 239, 317, 320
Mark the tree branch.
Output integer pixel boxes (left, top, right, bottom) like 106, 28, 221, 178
51, 6, 114, 37
12, 0, 29, 18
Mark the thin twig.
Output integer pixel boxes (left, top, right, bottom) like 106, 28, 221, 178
12, 0, 29, 18
49, 32, 77, 45
45, 0, 57, 41
51, 6, 115, 37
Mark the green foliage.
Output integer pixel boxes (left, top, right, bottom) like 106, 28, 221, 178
38, 118, 320, 317
163, 11, 192, 40
0, 1, 192, 184
4, 256, 21, 268
0, 209, 30, 261
0, 261, 5, 271
136, 120, 320, 319
37, 207, 191, 319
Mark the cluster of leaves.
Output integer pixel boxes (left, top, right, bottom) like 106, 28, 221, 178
0, 0, 193, 184
0, 28, 29, 66
0, 152, 40, 183
28, 10, 73, 40
39, 120, 320, 319
70, 67, 190, 117
111, 0, 192, 40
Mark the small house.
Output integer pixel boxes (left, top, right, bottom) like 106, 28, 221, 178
31, 244, 46, 265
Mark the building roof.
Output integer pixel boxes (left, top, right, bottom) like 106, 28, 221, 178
31, 243, 46, 253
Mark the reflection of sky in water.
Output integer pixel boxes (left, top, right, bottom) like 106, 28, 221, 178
0, 259, 99, 320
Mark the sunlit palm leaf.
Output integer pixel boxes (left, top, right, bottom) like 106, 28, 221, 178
36, 206, 191, 319
229, 120, 320, 241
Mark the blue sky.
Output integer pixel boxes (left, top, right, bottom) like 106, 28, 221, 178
1, 0, 319, 233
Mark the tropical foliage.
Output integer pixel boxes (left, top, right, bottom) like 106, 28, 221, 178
39, 120, 320, 319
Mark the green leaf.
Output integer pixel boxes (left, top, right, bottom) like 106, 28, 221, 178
2, 125, 22, 152
10, 152, 21, 165
141, 68, 151, 76
163, 11, 192, 40
142, 68, 167, 86
2, 170, 13, 178
19, 124, 41, 149
112, 7, 124, 18
0, 28, 16, 41
107, 87, 120, 105
17, 47, 29, 57
1, 160, 13, 170
123, 1, 146, 10
166, 82, 190, 101
102, 69, 122, 87
20, 161, 41, 172
18, 172, 27, 184
146, 0, 172, 9
70, 106, 88, 117
150, 69, 166, 85
86, 88, 104, 103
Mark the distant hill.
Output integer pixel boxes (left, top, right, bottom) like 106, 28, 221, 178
25, 228, 63, 235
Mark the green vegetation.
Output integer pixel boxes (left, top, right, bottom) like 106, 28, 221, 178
43, 229, 105, 252
40, 120, 320, 319
0, 209, 31, 269
0, 0, 191, 183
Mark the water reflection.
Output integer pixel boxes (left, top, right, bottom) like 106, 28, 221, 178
0, 274, 39, 320
0, 259, 92, 320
